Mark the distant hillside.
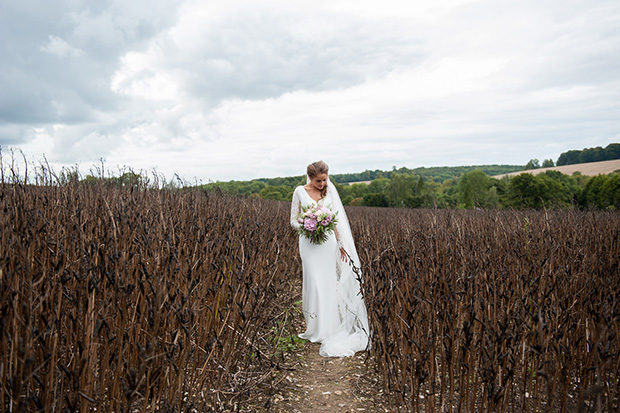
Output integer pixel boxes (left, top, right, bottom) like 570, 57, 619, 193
249, 164, 523, 187
494, 159, 620, 179
331, 164, 522, 184
201, 159, 619, 209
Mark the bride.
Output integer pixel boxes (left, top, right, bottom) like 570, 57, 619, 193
289, 161, 370, 357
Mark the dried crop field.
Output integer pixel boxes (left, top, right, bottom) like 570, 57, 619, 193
2, 174, 619, 412
351, 207, 620, 412
1, 179, 300, 411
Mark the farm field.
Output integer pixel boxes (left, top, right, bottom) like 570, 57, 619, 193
351, 207, 620, 411
493, 159, 620, 179
1, 179, 619, 411
1, 181, 301, 411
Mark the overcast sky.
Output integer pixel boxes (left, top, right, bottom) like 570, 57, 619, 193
1, 0, 619, 182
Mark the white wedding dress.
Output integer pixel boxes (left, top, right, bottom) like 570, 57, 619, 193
290, 180, 370, 357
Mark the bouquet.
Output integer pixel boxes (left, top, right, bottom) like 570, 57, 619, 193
297, 203, 338, 245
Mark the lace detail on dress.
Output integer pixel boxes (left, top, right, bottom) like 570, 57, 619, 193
290, 187, 302, 230
336, 259, 342, 281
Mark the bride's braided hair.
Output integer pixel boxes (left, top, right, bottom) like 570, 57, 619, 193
307, 160, 329, 198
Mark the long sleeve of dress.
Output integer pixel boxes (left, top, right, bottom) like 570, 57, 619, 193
290, 187, 301, 230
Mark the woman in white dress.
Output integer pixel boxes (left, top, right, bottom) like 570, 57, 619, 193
289, 161, 370, 357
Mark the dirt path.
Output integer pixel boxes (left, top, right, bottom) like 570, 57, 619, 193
240, 282, 393, 412
266, 342, 391, 413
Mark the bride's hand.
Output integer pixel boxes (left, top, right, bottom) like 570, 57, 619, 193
339, 247, 348, 262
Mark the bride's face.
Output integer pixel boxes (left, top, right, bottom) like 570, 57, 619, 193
310, 173, 328, 191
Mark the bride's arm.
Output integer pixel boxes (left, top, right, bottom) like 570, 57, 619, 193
334, 227, 348, 262
290, 187, 301, 230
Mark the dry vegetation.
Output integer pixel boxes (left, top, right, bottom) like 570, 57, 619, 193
351, 207, 620, 412
1, 169, 301, 411
2, 159, 619, 412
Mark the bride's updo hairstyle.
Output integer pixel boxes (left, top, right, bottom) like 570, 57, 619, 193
307, 161, 329, 198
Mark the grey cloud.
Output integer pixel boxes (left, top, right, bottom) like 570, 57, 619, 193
0, 0, 180, 145
0, 124, 34, 146
158, 8, 425, 104
40, 35, 85, 57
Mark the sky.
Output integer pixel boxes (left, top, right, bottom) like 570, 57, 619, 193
1, 0, 619, 182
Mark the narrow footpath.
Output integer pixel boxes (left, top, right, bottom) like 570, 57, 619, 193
265, 342, 392, 413
240, 279, 394, 412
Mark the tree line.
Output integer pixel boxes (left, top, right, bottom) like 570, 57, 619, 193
202, 168, 620, 210
556, 143, 620, 166
520, 143, 620, 170
62, 144, 619, 210
254, 164, 522, 185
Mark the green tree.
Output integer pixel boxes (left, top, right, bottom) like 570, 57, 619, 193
549, 171, 580, 203
349, 183, 370, 199
335, 182, 353, 205
457, 170, 498, 209
524, 159, 541, 170
80, 174, 102, 186
579, 147, 605, 163
413, 176, 438, 208
506, 171, 579, 208
368, 177, 389, 194
580, 174, 620, 209
581, 175, 608, 208
557, 150, 581, 166
246, 180, 267, 195
606, 143, 620, 160
436, 179, 458, 208
556, 143, 620, 166
362, 193, 389, 207
507, 173, 548, 208
542, 159, 555, 167
385, 173, 417, 207
259, 185, 291, 201
602, 174, 620, 209
536, 171, 574, 206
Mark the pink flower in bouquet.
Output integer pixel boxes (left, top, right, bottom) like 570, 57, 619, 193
297, 203, 337, 244
304, 218, 318, 231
